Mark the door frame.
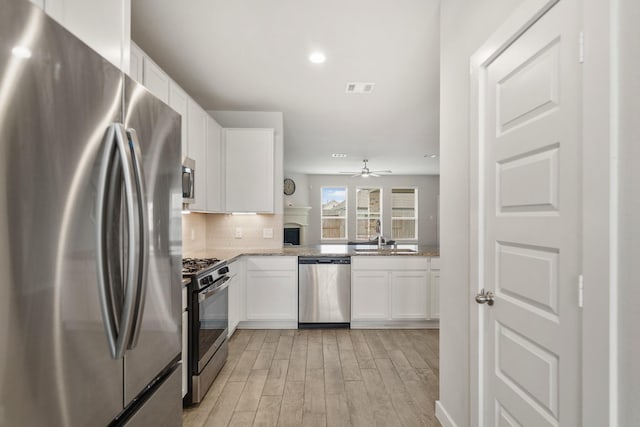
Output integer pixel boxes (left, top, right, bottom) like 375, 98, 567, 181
468, 1, 615, 426
468, 1, 588, 426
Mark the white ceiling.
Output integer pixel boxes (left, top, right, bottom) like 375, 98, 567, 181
131, 0, 440, 175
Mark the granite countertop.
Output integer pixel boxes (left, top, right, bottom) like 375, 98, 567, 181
184, 244, 439, 264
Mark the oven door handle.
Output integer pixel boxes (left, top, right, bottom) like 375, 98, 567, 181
198, 276, 231, 302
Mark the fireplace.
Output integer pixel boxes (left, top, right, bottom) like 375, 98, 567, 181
284, 227, 300, 246
283, 206, 311, 246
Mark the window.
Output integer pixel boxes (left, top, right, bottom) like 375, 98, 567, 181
356, 188, 382, 240
321, 187, 347, 239
391, 188, 417, 240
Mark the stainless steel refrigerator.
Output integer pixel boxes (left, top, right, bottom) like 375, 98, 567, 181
0, 1, 182, 426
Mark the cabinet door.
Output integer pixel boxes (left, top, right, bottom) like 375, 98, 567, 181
429, 271, 440, 319
390, 271, 428, 320
44, 0, 130, 71
228, 275, 239, 336
181, 310, 188, 398
205, 117, 222, 212
169, 82, 189, 158
246, 271, 297, 321
142, 56, 169, 104
187, 99, 207, 211
224, 129, 275, 213
351, 271, 389, 320
129, 42, 144, 83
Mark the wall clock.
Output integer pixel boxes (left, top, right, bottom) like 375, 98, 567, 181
283, 178, 296, 195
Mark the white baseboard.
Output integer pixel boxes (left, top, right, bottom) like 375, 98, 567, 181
435, 401, 458, 427
350, 319, 440, 329
238, 320, 298, 329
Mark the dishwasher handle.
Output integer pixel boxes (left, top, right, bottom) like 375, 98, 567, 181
298, 257, 351, 265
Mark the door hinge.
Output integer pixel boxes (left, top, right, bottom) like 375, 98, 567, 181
579, 31, 584, 63
578, 274, 584, 308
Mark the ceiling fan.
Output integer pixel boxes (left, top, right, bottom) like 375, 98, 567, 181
339, 159, 392, 178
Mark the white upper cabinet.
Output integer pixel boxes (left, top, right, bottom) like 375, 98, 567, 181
205, 117, 223, 212
129, 42, 144, 83
168, 82, 189, 158
187, 99, 207, 212
223, 129, 275, 213
34, 0, 131, 72
142, 56, 170, 104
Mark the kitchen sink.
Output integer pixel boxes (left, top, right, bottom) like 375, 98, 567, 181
354, 248, 417, 254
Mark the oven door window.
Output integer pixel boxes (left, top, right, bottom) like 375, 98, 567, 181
197, 282, 228, 368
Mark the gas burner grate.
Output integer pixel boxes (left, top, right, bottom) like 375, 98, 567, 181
182, 257, 221, 275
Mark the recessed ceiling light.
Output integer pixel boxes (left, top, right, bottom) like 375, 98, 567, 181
424, 154, 438, 159
332, 153, 347, 158
11, 46, 32, 59
309, 51, 326, 64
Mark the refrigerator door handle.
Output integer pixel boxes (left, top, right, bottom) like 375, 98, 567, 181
96, 124, 119, 358
113, 123, 142, 358
125, 127, 149, 350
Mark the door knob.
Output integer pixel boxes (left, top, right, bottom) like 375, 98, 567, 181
475, 289, 495, 306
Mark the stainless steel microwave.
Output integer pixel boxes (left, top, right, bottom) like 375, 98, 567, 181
182, 157, 195, 204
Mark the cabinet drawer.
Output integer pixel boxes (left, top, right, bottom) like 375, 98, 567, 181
430, 257, 441, 270
352, 256, 428, 271
246, 256, 297, 271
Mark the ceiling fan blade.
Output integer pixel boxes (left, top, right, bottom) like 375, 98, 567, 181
371, 170, 392, 174
369, 173, 380, 177
350, 173, 361, 178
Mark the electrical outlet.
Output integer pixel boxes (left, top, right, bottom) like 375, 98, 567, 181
263, 228, 273, 239
235, 227, 242, 238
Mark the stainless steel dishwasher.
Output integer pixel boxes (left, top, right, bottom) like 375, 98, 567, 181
298, 256, 351, 328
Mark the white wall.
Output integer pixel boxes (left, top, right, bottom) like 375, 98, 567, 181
305, 175, 439, 246
439, 0, 525, 425
283, 171, 310, 207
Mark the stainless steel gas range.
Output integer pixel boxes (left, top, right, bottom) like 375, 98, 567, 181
182, 258, 230, 405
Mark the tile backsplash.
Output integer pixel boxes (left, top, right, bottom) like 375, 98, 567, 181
182, 213, 283, 255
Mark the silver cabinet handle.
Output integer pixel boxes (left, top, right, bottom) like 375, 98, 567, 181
475, 289, 495, 306
125, 128, 149, 350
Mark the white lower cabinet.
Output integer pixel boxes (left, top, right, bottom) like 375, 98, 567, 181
390, 270, 429, 320
351, 256, 435, 327
429, 257, 440, 319
227, 258, 245, 337
244, 256, 297, 327
352, 271, 389, 320
181, 286, 188, 398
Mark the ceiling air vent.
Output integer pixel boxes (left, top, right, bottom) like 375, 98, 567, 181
345, 82, 375, 94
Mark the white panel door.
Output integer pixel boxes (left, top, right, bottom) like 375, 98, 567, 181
142, 56, 169, 104
224, 128, 275, 213
187, 99, 207, 212
169, 82, 189, 158
205, 117, 223, 212
129, 42, 144, 83
473, 1, 581, 425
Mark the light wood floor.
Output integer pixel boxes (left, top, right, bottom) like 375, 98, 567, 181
183, 329, 441, 427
